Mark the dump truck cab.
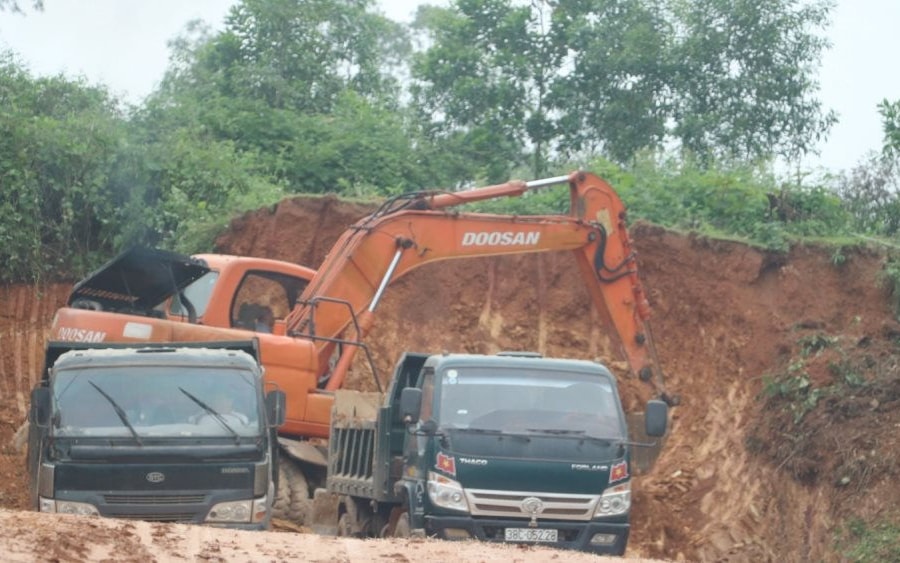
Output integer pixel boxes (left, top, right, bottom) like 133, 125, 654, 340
27, 342, 286, 530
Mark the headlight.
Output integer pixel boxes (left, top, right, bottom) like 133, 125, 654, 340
251, 496, 269, 523
427, 471, 469, 512
206, 499, 252, 523
593, 481, 631, 517
41, 498, 99, 516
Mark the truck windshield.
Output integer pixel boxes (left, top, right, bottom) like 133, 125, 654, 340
51, 365, 260, 439
436, 367, 625, 439
168, 271, 219, 317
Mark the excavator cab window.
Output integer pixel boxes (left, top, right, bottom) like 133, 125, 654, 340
169, 271, 219, 318
231, 271, 308, 333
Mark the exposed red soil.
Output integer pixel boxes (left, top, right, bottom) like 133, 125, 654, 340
0, 193, 897, 561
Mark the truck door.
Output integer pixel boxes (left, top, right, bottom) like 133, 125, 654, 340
403, 366, 435, 472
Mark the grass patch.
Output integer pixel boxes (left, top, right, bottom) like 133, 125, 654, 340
838, 516, 900, 562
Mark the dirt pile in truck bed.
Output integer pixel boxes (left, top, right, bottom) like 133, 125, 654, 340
0, 193, 898, 561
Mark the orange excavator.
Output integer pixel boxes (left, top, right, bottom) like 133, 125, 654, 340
46, 171, 668, 521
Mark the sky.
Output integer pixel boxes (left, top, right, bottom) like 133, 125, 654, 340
0, 0, 897, 175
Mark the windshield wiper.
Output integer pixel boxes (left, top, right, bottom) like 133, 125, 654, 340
178, 387, 240, 444
525, 428, 625, 444
446, 427, 531, 441
525, 428, 586, 436
88, 381, 142, 446
524, 430, 657, 448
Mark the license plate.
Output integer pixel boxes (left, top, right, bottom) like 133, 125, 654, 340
504, 528, 558, 543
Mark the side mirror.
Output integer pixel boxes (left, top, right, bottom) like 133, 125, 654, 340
399, 387, 422, 425
265, 390, 286, 427
419, 419, 438, 435
30, 387, 51, 428
645, 399, 668, 437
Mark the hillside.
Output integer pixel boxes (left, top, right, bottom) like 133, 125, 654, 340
0, 194, 897, 561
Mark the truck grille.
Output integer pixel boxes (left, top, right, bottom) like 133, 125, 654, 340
104, 494, 206, 505
464, 489, 598, 521
113, 513, 196, 522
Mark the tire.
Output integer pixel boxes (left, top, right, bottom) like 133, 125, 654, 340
367, 512, 387, 538
337, 512, 355, 537
272, 458, 311, 525
393, 512, 411, 538
26, 430, 40, 511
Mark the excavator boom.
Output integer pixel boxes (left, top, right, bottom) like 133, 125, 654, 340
283, 171, 665, 396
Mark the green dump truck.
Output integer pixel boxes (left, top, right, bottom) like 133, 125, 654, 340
325, 352, 668, 556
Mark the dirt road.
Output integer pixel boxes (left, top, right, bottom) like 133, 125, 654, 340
0, 509, 663, 562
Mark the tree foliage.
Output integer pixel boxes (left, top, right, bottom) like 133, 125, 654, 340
879, 99, 900, 159
204, 0, 409, 112
551, 0, 669, 164
668, 0, 836, 163
1, 0, 890, 283
835, 100, 900, 238
144, 0, 422, 196
410, 0, 563, 183
838, 155, 900, 237
411, 0, 836, 177
0, 54, 126, 281
0, 0, 42, 13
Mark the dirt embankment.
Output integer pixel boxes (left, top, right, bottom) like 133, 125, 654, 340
1, 194, 898, 561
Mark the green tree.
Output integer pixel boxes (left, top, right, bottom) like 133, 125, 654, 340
410, 0, 564, 182
836, 100, 900, 238
197, 0, 409, 113
669, 0, 836, 163
838, 155, 900, 236
411, 0, 836, 174
879, 98, 900, 158
141, 0, 423, 197
551, 0, 669, 164
113, 0, 430, 252
0, 53, 127, 280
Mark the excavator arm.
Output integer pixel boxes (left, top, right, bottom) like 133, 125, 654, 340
283, 171, 668, 399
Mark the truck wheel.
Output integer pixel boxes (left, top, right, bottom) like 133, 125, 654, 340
393, 512, 411, 538
337, 512, 356, 537
367, 512, 387, 538
273, 459, 311, 525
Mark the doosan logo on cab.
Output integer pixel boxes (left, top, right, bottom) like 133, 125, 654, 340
56, 327, 107, 343
461, 231, 541, 246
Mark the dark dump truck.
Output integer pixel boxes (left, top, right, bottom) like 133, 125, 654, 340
26, 340, 286, 530
325, 352, 668, 556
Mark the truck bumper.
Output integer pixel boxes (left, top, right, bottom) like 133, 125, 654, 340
207, 520, 269, 531
42, 492, 271, 531
425, 515, 629, 556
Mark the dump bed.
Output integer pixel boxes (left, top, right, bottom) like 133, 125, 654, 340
326, 390, 396, 501
326, 353, 430, 502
